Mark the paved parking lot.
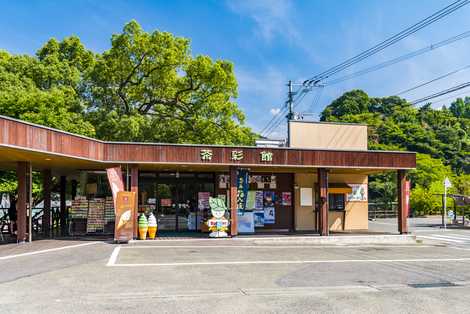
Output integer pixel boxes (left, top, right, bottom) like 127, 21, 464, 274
2, 237, 470, 313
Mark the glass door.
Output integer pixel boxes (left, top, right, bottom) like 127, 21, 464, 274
156, 183, 178, 231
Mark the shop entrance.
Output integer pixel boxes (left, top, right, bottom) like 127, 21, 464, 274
139, 172, 215, 233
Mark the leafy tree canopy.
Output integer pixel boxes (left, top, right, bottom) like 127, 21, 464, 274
0, 20, 256, 145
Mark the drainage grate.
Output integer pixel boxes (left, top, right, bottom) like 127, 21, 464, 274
408, 282, 458, 289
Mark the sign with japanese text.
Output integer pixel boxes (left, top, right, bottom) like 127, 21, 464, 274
236, 169, 249, 214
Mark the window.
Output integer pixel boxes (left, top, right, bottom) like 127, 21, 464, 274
329, 193, 345, 211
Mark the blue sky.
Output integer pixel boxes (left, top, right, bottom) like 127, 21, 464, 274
1, 0, 470, 138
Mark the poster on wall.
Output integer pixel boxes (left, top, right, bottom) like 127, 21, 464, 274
254, 176, 264, 189
264, 207, 275, 224
218, 175, 229, 189
246, 191, 256, 210
269, 176, 277, 189
282, 192, 292, 206
300, 188, 313, 206
255, 191, 264, 209
237, 211, 255, 233
263, 191, 275, 207
198, 192, 210, 209
253, 210, 265, 227
347, 184, 368, 202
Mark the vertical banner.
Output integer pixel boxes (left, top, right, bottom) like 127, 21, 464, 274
106, 166, 125, 208
405, 180, 410, 217
236, 169, 249, 215
114, 191, 136, 242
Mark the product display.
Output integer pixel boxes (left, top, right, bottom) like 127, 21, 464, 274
70, 196, 88, 219
87, 199, 105, 233
147, 213, 157, 239
104, 197, 115, 223
138, 213, 148, 240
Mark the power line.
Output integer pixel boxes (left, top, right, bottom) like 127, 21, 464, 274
260, 86, 305, 137
394, 64, 470, 96
263, 87, 310, 137
411, 81, 470, 105
303, 0, 470, 86
325, 30, 470, 86
430, 89, 470, 103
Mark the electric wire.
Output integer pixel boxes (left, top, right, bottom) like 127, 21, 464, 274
303, 0, 470, 86
260, 86, 305, 136
325, 30, 470, 86
431, 89, 470, 104
394, 64, 470, 96
262, 88, 309, 137
410, 81, 470, 104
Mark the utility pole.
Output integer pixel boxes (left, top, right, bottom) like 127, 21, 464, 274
286, 80, 294, 147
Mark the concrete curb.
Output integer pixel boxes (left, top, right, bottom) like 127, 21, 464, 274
128, 235, 417, 245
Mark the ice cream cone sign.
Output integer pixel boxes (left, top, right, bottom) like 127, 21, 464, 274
206, 197, 229, 238
138, 214, 148, 240
147, 213, 157, 239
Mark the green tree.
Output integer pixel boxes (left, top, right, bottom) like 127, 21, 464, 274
86, 20, 255, 145
321, 89, 469, 215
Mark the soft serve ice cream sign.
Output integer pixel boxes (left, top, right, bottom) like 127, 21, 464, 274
206, 197, 230, 238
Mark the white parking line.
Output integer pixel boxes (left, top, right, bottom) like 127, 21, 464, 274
106, 246, 121, 266
110, 257, 470, 267
125, 245, 432, 249
418, 235, 466, 243
0, 242, 101, 260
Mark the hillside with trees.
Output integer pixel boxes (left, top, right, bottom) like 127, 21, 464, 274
321, 89, 470, 214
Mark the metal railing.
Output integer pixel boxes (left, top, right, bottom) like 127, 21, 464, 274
368, 202, 398, 219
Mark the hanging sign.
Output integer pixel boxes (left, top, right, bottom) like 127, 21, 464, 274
237, 169, 249, 214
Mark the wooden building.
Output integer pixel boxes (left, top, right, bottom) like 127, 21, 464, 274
0, 116, 416, 242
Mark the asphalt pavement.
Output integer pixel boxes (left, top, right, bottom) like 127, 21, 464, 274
2, 233, 470, 314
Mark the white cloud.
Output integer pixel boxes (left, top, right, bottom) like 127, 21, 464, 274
270, 108, 281, 115
226, 0, 298, 42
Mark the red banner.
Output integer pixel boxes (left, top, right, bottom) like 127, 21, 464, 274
106, 166, 125, 208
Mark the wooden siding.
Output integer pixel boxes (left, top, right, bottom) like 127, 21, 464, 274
0, 116, 416, 169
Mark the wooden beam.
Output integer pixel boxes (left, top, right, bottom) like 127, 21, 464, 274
60, 176, 67, 236
42, 169, 52, 237
317, 168, 329, 236
130, 164, 139, 239
397, 170, 408, 234
16, 162, 29, 243
229, 166, 238, 236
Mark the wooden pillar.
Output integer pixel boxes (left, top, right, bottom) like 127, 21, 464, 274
397, 170, 408, 234
229, 166, 238, 236
131, 164, 139, 239
60, 176, 67, 236
318, 168, 329, 236
16, 162, 29, 243
42, 169, 52, 237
